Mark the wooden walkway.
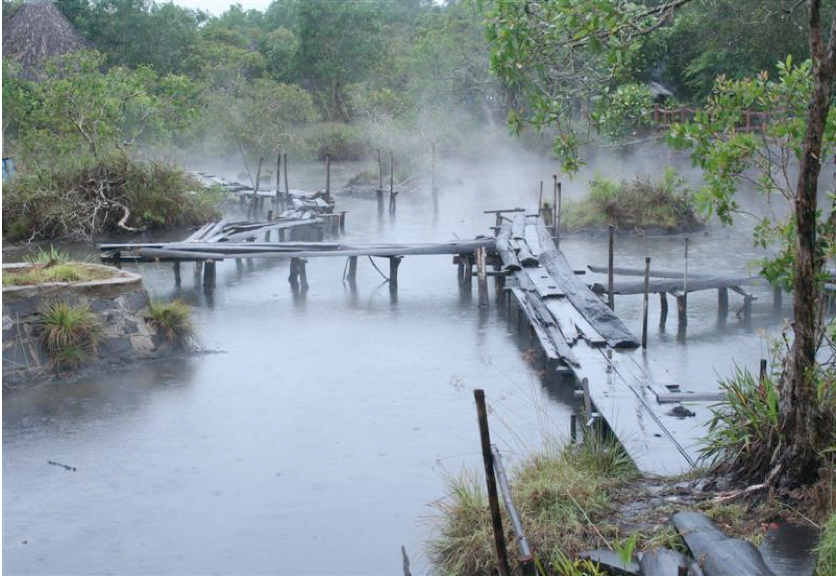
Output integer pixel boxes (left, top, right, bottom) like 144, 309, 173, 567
496, 208, 717, 476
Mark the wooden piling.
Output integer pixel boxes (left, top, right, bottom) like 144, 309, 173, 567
473, 389, 511, 576
464, 255, 473, 287
279, 229, 286, 242
339, 211, 346, 231
348, 256, 358, 282
389, 151, 396, 215
389, 256, 402, 288
607, 225, 615, 310
680, 238, 689, 325
194, 260, 203, 278
203, 260, 216, 288
173, 261, 181, 285
659, 291, 668, 324
377, 149, 383, 190
718, 287, 729, 317
759, 358, 768, 383
113, 250, 122, 270
477, 246, 489, 309
298, 258, 309, 291
773, 285, 782, 313
288, 257, 299, 287
642, 257, 650, 349
276, 149, 282, 207
431, 142, 438, 213
325, 153, 331, 201
283, 153, 290, 205
556, 181, 562, 247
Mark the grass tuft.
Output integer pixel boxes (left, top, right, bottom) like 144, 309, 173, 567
39, 300, 102, 369
817, 512, 836, 576
3, 262, 116, 286
561, 168, 703, 233
146, 299, 195, 348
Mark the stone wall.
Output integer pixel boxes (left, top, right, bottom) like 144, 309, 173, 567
2, 263, 168, 388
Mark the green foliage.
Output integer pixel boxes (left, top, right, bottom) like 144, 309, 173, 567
669, 57, 836, 291
146, 299, 195, 348
2, 154, 219, 242
818, 512, 836, 576
39, 300, 103, 369
702, 365, 782, 479
561, 168, 702, 233
24, 246, 71, 266
429, 435, 636, 574
590, 84, 655, 138
300, 123, 368, 161
3, 263, 114, 287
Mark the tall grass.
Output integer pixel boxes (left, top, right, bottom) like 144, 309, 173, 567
146, 299, 195, 348
561, 168, 703, 233
428, 434, 637, 575
817, 512, 836, 576
39, 300, 103, 369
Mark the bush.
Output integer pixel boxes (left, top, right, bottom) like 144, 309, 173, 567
146, 299, 195, 348
818, 512, 836, 576
2, 154, 221, 242
561, 168, 703, 233
39, 300, 103, 369
301, 122, 369, 161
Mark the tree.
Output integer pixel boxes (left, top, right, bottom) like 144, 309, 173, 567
486, 0, 836, 488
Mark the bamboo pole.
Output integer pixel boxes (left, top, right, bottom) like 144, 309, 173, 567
607, 225, 615, 310
283, 153, 290, 206
474, 390, 510, 576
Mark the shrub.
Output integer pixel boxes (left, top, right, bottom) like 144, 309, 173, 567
39, 301, 103, 369
301, 122, 369, 161
146, 299, 195, 348
561, 168, 703, 233
818, 512, 836, 576
2, 154, 221, 242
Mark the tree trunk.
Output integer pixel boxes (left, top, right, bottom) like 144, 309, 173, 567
778, 0, 836, 486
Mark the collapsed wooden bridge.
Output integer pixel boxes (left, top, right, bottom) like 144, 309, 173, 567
494, 207, 717, 476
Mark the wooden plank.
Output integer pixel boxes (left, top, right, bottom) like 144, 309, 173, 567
510, 288, 560, 362
542, 297, 606, 347
522, 268, 565, 298
139, 248, 226, 260
639, 548, 699, 576
592, 276, 762, 296
672, 512, 776, 576
656, 392, 726, 403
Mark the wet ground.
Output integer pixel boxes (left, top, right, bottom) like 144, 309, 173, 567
2, 148, 795, 574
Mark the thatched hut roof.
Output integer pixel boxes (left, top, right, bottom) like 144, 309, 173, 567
2, 0, 89, 72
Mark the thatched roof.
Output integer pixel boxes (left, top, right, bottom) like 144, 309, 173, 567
2, 0, 89, 71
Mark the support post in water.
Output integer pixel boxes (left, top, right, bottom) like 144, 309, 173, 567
431, 142, 438, 214
607, 225, 615, 310
659, 292, 668, 325
718, 287, 729, 317
347, 256, 358, 282
473, 389, 511, 576
680, 238, 689, 326
377, 149, 383, 190
556, 181, 562, 248
325, 153, 331, 201
173, 261, 181, 286
284, 153, 290, 206
642, 257, 651, 349
203, 260, 216, 288
276, 149, 282, 209
288, 257, 299, 288
389, 151, 396, 216
477, 247, 489, 309
464, 255, 473, 287
773, 285, 782, 313
389, 256, 402, 290
298, 258, 309, 292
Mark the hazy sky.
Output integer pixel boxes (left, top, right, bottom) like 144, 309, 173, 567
171, 0, 273, 16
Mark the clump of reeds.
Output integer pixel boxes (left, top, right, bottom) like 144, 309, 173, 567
427, 433, 637, 575
39, 300, 103, 369
146, 299, 195, 348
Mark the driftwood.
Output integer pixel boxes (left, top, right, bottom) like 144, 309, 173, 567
672, 511, 776, 576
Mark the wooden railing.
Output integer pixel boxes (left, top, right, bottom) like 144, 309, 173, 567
653, 104, 771, 133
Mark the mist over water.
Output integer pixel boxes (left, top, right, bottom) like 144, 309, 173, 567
3, 139, 794, 574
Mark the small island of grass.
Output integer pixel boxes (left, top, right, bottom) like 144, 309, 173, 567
561, 168, 705, 234
2, 249, 118, 287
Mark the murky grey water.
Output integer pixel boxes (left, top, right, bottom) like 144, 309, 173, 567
3, 146, 796, 574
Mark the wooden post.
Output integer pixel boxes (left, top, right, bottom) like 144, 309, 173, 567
267, 210, 274, 221
275, 148, 282, 205
194, 260, 203, 279
298, 258, 308, 291
718, 287, 729, 317
759, 358, 768, 384
457, 256, 465, 285
283, 153, 290, 205
556, 181, 562, 248
325, 153, 331, 201
538, 181, 543, 214
607, 225, 615, 310
389, 151, 396, 215
173, 261, 181, 285
464, 255, 473, 287
348, 256, 358, 282
279, 229, 286, 242
203, 260, 216, 288
249, 157, 264, 217
431, 142, 438, 214
377, 149, 383, 190
552, 175, 558, 242
389, 256, 402, 289
339, 211, 346, 231
743, 295, 753, 323
680, 238, 689, 325
113, 250, 122, 270
659, 292, 668, 325
477, 247, 489, 309
642, 257, 651, 349
288, 257, 299, 287
473, 389, 511, 576
773, 285, 782, 313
